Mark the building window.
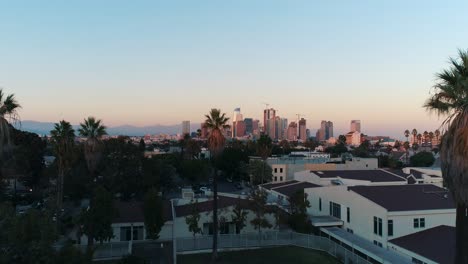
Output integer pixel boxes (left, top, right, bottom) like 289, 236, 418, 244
274, 176, 277, 182
373, 240, 382, 247
329, 202, 341, 219
274, 168, 278, 173
280, 168, 283, 173
414, 218, 426, 228
388, 220, 394, 237
280, 176, 283, 181
347, 228, 353, 234
319, 198, 322, 211
347, 207, 350, 223
373, 217, 382, 236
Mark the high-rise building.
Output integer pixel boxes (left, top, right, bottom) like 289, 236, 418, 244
274, 117, 288, 140
200, 123, 208, 139
298, 118, 307, 141
252, 119, 260, 137
233, 108, 243, 122
233, 120, 246, 138
244, 118, 253, 134
182, 121, 190, 136
263, 108, 276, 138
350, 120, 361, 132
287, 122, 298, 141
232, 108, 244, 137
316, 120, 333, 141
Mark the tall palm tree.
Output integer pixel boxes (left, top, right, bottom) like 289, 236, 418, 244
78, 117, 107, 178
428, 131, 434, 147
404, 130, 410, 164
0, 89, 21, 157
424, 49, 468, 263
435, 129, 441, 146
416, 133, 422, 145
50, 120, 75, 210
423, 131, 429, 145
404, 129, 410, 142
411, 129, 418, 146
204, 109, 229, 262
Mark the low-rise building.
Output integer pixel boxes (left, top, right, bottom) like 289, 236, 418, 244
305, 184, 455, 248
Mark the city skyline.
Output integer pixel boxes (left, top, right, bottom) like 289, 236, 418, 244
1, 1, 466, 138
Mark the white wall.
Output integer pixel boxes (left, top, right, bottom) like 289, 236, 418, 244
305, 186, 456, 248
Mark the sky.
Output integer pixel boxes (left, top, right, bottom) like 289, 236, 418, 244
1, 0, 467, 138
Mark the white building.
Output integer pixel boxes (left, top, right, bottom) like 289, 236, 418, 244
182, 121, 190, 136
305, 184, 455, 248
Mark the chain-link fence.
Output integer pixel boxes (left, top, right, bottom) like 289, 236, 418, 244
176, 231, 373, 264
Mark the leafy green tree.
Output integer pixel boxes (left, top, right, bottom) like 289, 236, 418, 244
0, 88, 20, 157
231, 197, 248, 234
50, 120, 76, 210
143, 188, 164, 240
78, 117, 107, 178
139, 138, 146, 152
217, 147, 249, 181
56, 241, 90, 264
204, 109, 229, 261
119, 255, 147, 264
143, 157, 177, 194
410, 152, 435, 167
424, 49, 468, 263
80, 186, 115, 252
248, 160, 273, 185
288, 191, 313, 233
178, 159, 210, 183
185, 201, 202, 245
353, 140, 371, 158
338, 135, 347, 145
249, 189, 272, 238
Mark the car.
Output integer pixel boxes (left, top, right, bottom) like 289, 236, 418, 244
200, 187, 211, 193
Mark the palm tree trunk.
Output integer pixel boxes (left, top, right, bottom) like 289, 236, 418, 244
211, 168, 218, 263
456, 203, 468, 264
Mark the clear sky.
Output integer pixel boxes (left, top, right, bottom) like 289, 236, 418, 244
1, 0, 467, 138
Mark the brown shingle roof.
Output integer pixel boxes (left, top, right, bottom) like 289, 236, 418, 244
348, 184, 455, 211
389, 225, 455, 264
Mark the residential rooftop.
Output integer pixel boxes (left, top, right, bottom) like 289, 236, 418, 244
310, 169, 407, 182
348, 184, 454, 211
113, 200, 173, 224
389, 225, 455, 264
272, 182, 321, 197
261, 180, 299, 190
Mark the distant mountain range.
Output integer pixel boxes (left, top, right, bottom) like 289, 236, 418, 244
15, 120, 184, 136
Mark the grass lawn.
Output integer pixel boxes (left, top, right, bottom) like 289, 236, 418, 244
178, 246, 339, 264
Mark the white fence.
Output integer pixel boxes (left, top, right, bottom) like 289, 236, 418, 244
176, 231, 374, 264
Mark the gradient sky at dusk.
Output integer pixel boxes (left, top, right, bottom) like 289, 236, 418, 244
1, 1, 468, 138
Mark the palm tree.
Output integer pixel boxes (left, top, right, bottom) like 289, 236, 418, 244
435, 129, 441, 146
204, 109, 229, 262
416, 133, 422, 145
428, 131, 434, 147
424, 49, 468, 263
50, 121, 75, 210
0, 89, 20, 157
404, 129, 410, 142
404, 130, 410, 164
423, 131, 429, 145
78, 117, 107, 178
411, 128, 418, 144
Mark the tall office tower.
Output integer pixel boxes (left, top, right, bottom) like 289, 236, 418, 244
350, 120, 361, 132
233, 108, 243, 122
298, 118, 307, 141
263, 108, 276, 138
200, 123, 209, 139
244, 118, 253, 134
182, 121, 190, 136
306, 129, 311, 139
252, 119, 260, 137
316, 120, 334, 141
233, 120, 246, 138
287, 122, 298, 141
327, 121, 334, 139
